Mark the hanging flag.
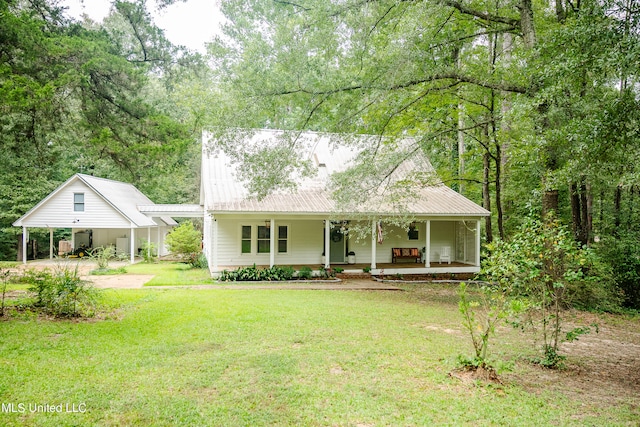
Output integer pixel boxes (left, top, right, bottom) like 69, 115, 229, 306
377, 221, 384, 244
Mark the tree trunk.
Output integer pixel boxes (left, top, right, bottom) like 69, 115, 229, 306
483, 151, 493, 243
495, 142, 504, 240
614, 185, 622, 232
570, 182, 582, 239
542, 188, 559, 219
579, 180, 590, 244
520, 0, 537, 48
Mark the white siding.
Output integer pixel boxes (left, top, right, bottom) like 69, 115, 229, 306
23, 181, 131, 228
214, 218, 325, 268
430, 221, 456, 263
209, 217, 477, 270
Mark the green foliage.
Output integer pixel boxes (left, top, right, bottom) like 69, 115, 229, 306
0, 269, 10, 316
218, 264, 296, 282
296, 266, 313, 280
457, 282, 523, 371
481, 215, 611, 367
23, 264, 100, 317
165, 222, 202, 263
91, 246, 116, 269
188, 252, 208, 269
140, 241, 158, 263
597, 232, 640, 309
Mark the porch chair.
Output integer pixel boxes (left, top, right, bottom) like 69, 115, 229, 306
439, 246, 451, 264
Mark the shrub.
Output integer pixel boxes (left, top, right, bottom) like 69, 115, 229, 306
165, 222, 202, 265
24, 264, 100, 317
481, 215, 610, 368
140, 242, 158, 263
597, 232, 640, 309
91, 246, 116, 269
218, 265, 294, 281
297, 266, 313, 279
0, 269, 10, 316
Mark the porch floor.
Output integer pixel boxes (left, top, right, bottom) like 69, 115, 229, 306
216, 261, 471, 272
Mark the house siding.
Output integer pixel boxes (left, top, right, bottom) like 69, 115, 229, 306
209, 217, 466, 269
213, 218, 325, 268
22, 181, 131, 229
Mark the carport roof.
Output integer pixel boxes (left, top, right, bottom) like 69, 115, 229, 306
13, 174, 177, 228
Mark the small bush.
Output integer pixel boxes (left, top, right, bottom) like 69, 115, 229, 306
91, 246, 116, 269
188, 252, 208, 269
0, 269, 10, 316
140, 242, 158, 263
218, 264, 295, 281
165, 222, 202, 263
24, 265, 100, 317
297, 266, 313, 279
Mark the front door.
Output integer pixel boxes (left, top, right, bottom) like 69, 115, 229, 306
329, 229, 345, 263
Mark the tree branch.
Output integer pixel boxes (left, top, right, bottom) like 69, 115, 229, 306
439, 0, 520, 27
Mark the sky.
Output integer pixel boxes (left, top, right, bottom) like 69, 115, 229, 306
61, 0, 223, 53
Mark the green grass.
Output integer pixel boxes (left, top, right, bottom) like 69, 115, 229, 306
0, 287, 637, 426
127, 262, 213, 286
0, 261, 19, 269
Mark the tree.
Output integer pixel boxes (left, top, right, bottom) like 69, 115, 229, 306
164, 221, 202, 264
209, 0, 640, 248
481, 215, 617, 367
0, 0, 202, 259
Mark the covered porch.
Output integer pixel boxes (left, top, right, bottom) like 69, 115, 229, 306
206, 215, 483, 276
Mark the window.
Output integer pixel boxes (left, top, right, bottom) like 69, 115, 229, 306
257, 225, 270, 253
241, 226, 252, 254
278, 225, 288, 253
73, 193, 85, 212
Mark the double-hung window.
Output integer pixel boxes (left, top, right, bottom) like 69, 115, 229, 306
73, 193, 85, 212
257, 226, 270, 253
241, 226, 252, 254
242, 224, 289, 254
277, 226, 288, 253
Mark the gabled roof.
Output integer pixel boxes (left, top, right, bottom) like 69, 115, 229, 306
202, 129, 490, 217
13, 174, 177, 228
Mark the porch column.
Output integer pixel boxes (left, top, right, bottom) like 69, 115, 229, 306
269, 219, 275, 267
157, 224, 161, 257
370, 221, 377, 270
49, 228, 54, 260
130, 226, 135, 264
425, 220, 431, 268
208, 215, 218, 271
476, 220, 481, 267
324, 219, 330, 268
147, 227, 152, 259
22, 226, 27, 264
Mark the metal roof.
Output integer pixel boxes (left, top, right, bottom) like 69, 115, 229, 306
138, 204, 204, 217
13, 174, 178, 228
202, 129, 490, 217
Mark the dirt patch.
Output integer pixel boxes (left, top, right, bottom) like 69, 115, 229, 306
83, 274, 154, 289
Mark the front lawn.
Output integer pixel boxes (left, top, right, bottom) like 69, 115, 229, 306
0, 287, 637, 426
126, 262, 213, 286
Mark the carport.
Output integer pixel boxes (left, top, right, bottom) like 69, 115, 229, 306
13, 174, 178, 264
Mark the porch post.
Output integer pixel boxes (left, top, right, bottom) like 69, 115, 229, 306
22, 226, 27, 264
211, 214, 218, 273
49, 228, 54, 260
147, 226, 151, 259
324, 219, 330, 268
157, 224, 161, 256
130, 226, 135, 264
370, 220, 377, 270
269, 218, 275, 267
425, 220, 431, 268
476, 220, 481, 267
